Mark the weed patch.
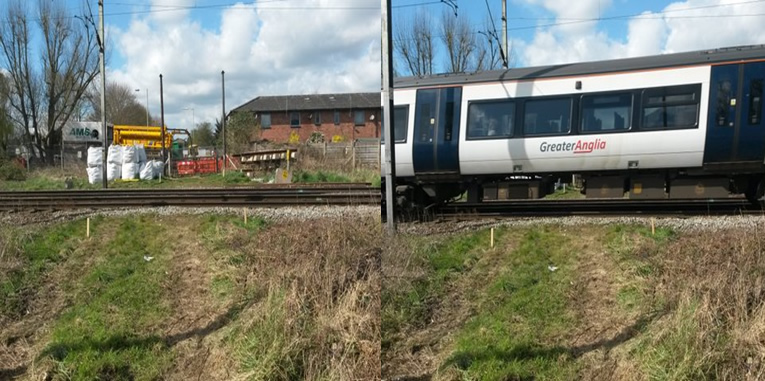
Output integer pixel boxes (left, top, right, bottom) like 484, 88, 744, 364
0, 220, 87, 319
39, 217, 174, 379
442, 228, 578, 380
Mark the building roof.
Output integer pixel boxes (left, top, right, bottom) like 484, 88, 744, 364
232, 92, 381, 113
395, 44, 765, 88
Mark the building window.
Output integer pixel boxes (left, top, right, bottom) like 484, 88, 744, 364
290, 112, 300, 127
261, 113, 271, 129
334, 110, 340, 125
314, 112, 321, 125
354, 110, 365, 126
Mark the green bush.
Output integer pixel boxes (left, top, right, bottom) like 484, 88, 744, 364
0, 159, 26, 181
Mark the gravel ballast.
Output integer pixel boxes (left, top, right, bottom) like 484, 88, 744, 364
397, 215, 765, 236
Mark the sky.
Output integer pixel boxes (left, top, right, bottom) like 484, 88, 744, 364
391, 0, 765, 71
57, 0, 380, 130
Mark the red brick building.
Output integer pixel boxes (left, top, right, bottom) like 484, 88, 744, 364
231, 92, 381, 143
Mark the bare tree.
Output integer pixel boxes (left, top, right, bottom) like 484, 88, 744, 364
86, 81, 151, 125
477, 15, 510, 71
0, 0, 99, 164
0, 73, 13, 155
440, 10, 480, 73
394, 10, 436, 77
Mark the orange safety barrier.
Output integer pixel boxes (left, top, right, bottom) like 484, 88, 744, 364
173, 157, 226, 176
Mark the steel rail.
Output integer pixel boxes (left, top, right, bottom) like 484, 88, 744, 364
0, 185, 381, 210
433, 198, 760, 219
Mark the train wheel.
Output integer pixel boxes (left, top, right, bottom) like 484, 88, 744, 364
745, 178, 765, 207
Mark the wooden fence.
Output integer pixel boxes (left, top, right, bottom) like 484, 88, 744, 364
304, 139, 380, 168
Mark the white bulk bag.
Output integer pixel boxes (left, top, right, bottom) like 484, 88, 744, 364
107, 163, 121, 181
152, 160, 165, 178
107, 144, 123, 165
87, 166, 103, 185
139, 162, 155, 180
86, 147, 103, 168
135, 144, 147, 164
122, 145, 137, 164
122, 162, 139, 180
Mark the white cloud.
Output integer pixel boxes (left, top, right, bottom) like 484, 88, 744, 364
109, 0, 380, 129
517, 0, 765, 67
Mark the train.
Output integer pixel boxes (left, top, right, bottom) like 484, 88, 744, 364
382, 44, 765, 212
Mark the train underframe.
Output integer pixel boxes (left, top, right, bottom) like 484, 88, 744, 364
382, 166, 765, 217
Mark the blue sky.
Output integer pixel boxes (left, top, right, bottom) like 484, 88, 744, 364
391, 0, 765, 72
53, 0, 380, 129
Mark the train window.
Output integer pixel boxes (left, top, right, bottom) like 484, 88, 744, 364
715, 81, 732, 127
580, 93, 632, 133
749, 79, 763, 125
381, 106, 409, 143
466, 100, 515, 140
523, 98, 571, 136
641, 84, 701, 130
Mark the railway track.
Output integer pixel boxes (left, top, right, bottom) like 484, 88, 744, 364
0, 183, 381, 210
432, 198, 762, 219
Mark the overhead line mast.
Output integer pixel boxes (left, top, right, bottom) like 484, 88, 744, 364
382, 0, 396, 233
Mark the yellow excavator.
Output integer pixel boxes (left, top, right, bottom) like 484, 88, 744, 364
112, 125, 191, 159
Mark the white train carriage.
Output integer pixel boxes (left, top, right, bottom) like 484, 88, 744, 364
383, 45, 765, 208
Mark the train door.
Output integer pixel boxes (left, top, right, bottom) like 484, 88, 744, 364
704, 63, 765, 165
412, 87, 462, 174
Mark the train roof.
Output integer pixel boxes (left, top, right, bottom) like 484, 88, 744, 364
394, 44, 765, 88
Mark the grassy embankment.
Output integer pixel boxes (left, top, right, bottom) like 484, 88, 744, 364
0, 213, 380, 380
0, 166, 380, 191
383, 223, 765, 380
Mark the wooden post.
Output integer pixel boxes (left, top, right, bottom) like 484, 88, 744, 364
86, 218, 90, 238
244, 208, 247, 224
651, 218, 656, 235
490, 228, 495, 248
352, 140, 356, 169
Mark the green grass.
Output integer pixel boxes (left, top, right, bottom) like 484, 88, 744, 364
545, 186, 584, 199
441, 228, 578, 381
0, 170, 255, 191
0, 219, 90, 319
230, 289, 305, 380
0, 167, 382, 190
293, 168, 379, 184
39, 216, 175, 380
293, 170, 351, 183
635, 299, 719, 381
382, 233, 484, 348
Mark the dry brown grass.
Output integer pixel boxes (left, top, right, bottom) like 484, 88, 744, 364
636, 228, 765, 380
229, 215, 381, 380
0, 213, 381, 380
383, 224, 765, 381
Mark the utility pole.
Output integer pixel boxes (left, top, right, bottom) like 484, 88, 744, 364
160, 74, 166, 169
145, 89, 149, 126
135, 88, 150, 126
502, 0, 508, 69
98, 0, 107, 188
382, 0, 397, 233
221, 70, 226, 176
